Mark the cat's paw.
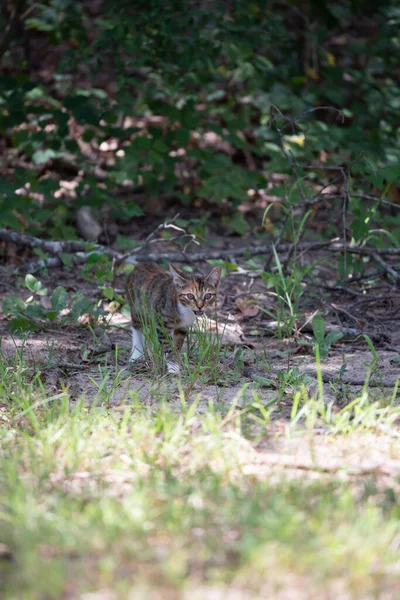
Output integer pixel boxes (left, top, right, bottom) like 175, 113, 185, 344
129, 348, 144, 362
128, 355, 147, 375
166, 361, 180, 375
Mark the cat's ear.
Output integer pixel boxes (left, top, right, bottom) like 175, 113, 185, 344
205, 266, 222, 287
168, 264, 187, 287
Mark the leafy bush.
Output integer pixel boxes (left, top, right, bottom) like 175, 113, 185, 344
0, 0, 399, 252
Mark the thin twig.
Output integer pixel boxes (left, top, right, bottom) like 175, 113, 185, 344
115, 213, 198, 266
329, 302, 363, 327
372, 252, 400, 284
321, 284, 387, 299
323, 193, 400, 211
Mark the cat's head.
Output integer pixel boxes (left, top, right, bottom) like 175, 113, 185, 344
168, 264, 222, 316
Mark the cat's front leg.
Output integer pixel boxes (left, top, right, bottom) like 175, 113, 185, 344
130, 327, 145, 362
164, 328, 187, 374
161, 327, 185, 375
173, 328, 187, 354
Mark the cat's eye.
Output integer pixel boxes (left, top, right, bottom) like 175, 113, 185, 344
187, 293, 195, 300
204, 293, 213, 300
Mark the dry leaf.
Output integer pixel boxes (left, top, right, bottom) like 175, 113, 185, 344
107, 301, 120, 314
326, 52, 336, 66
40, 296, 52, 310
235, 298, 259, 318
205, 318, 244, 346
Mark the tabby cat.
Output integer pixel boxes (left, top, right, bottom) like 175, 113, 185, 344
126, 262, 222, 374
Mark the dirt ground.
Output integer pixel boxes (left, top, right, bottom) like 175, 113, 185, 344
2, 249, 400, 579
1, 267, 399, 407
2, 304, 400, 495
1, 228, 399, 411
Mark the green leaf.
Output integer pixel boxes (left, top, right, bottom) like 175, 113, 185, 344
25, 304, 45, 319
250, 375, 275, 388
222, 213, 248, 235
312, 315, 326, 343
174, 128, 190, 146
362, 334, 379, 363
123, 202, 144, 218
318, 343, 330, 359
32, 149, 57, 165
60, 253, 73, 267
70, 296, 93, 320
9, 317, 39, 334
153, 139, 168, 153
25, 274, 39, 293
46, 310, 58, 321
121, 304, 131, 318
324, 331, 344, 346
103, 287, 114, 300
51, 286, 67, 312
86, 253, 101, 265
2, 296, 26, 315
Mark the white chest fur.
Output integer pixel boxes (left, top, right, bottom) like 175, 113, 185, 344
178, 303, 196, 328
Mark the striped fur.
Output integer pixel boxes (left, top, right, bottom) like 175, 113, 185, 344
126, 262, 221, 373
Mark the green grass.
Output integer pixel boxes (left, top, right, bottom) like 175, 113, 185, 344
0, 353, 400, 599
129, 303, 234, 389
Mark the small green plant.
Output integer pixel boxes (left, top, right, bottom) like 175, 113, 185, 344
361, 334, 385, 393
2, 273, 105, 333
139, 299, 170, 375
183, 314, 225, 387
312, 314, 343, 358
276, 367, 313, 398
328, 352, 350, 402
81, 253, 114, 283
259, 246, 315, 339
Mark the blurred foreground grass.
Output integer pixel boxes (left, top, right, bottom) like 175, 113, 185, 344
0, 354, 400, 600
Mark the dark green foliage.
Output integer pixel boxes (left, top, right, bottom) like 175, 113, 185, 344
2, 273, 104, 332
0, 0, 399, 250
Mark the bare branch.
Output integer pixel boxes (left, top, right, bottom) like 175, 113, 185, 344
324, 193, 400, 211
115, 213, 198, 266
372, 252, 400, 284
0, 227, 111, 255
2, 226, 399, 276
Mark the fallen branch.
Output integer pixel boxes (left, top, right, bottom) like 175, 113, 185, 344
372, 252, 400, 283
0, 228, 93, 255
323, 193, 400, 211
306, 372, 398, 388
321, 284, 387, 299
1, 226, 400, 275
5, 240, 348, 273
